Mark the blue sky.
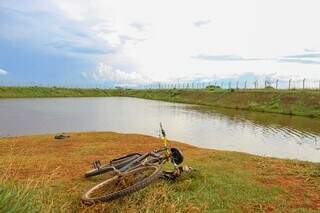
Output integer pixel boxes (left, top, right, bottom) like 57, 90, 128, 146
0, 0, 320, 87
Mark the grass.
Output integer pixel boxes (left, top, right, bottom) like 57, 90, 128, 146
116, 88, 320, 118
0, 132, 319, 212
0, 86, 114, 98
0, 182, 42, 212
0, 86, 320, 118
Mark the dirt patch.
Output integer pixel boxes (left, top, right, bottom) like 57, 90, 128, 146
255, 161, 320, 210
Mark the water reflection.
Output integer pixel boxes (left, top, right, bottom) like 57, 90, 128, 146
189, 106, 320, 147
0, 97, 319, 162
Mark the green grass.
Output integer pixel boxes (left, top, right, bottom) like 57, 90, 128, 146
0, 86, 320, 117
0, 86, 114, 98
0, 180, 55, 213
115, 88, 320, 118
0, 183, 39, 212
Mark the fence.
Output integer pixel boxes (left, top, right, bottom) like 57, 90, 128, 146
0, 79, 319, 90
144, 79, 320, 90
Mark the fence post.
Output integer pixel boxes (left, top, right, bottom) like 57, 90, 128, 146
236, 81, 239, 89
303, 78, 306, 89
276, 79, 279, 89
244, 80, 247, 89
289, 79, 292, 90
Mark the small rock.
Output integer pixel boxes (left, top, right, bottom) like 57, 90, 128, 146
54, 133, 70, 140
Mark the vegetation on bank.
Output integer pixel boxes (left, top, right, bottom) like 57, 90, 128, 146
0, 86, 320, 118
0, 132, 319, 212
115, 88, 320, 118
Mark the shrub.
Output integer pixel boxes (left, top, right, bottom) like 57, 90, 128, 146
206, 85, 221, 89
265, 86, 275, 89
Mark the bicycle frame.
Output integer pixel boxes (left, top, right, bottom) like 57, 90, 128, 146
119, 123, 170, 172
85, 123, 180, 178
118, 149, 166, 172
110, 124, 171, 173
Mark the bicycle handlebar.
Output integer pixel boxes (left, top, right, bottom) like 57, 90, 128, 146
160, 122, 166, 137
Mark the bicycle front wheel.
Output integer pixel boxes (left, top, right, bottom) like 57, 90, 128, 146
82, 165, 162, 204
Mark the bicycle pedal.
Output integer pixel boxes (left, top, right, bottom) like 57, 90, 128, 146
182, 165, 193, 173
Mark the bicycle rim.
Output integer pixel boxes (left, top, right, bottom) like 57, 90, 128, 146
82, 165, 162, 204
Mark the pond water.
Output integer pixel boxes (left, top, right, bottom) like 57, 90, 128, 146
0, 97, 319, 162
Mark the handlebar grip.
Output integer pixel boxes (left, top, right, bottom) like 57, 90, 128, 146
160, 122, 166, 137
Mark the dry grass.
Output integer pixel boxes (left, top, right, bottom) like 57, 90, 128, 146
0, 132, 319, 212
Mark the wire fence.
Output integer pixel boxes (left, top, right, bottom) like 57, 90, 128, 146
0, 79, 320, 90
144, 79, 320, 90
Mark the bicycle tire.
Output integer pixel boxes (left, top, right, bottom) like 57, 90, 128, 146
82, 165, 162, 204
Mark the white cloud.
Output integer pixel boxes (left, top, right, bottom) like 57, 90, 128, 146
0, 68, 8, 76
92, 62, 147, 84
4, 0, 320, 83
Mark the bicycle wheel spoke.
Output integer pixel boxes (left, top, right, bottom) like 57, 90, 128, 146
82, 166, 162, 203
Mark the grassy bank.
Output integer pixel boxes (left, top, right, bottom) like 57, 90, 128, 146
1, 86, 320, 118
116, 89, 320, 118
0, 132, 319, 212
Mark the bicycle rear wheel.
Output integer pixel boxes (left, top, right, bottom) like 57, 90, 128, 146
82, 165, 162, 204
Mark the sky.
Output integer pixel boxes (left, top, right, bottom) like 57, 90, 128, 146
0, 0, 320, 87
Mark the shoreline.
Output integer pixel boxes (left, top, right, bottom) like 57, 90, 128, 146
1, 130, 319, 164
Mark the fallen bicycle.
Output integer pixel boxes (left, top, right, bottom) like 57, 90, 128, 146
82, 123, 192, 205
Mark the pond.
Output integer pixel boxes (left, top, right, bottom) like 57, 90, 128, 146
0, 97, 319, 162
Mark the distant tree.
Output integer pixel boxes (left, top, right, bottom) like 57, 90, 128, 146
206, 85, 221, 90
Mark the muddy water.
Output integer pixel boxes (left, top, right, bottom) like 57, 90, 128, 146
0, 97, 319, 162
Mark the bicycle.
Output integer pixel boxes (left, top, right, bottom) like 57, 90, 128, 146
81, 123, 188, 205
